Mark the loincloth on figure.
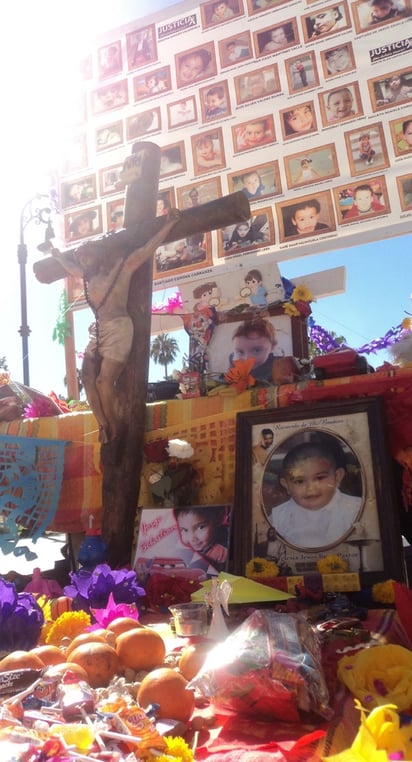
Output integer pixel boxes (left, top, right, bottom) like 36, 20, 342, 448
85, 316, 133, 363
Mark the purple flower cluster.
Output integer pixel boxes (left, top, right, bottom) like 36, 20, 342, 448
64, 563, 145, 613
0, 578, 44, 652
309, 319, 405, 357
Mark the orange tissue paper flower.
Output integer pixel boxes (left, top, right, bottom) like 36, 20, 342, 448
224, 358, 256, 393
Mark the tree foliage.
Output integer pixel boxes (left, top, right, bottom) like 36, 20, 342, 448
149, 333, 179, 379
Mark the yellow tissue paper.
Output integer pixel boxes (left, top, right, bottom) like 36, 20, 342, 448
338, 644, 412, 712
191, 572, 294, 604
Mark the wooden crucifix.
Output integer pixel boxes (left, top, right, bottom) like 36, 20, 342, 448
34, 141, 250, 567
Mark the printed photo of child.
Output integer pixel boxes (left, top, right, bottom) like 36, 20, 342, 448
278, 191, 334, 241
200, 82, 230, 121
285, 145, 339, 189
303, 3, 350, 41
219, 32, 253, 67
219, 210, 273, 255
228, 162, 281, 201
319, 83, 363, 125
340, 182, 387, 221
235, 65, 281, 104
352, 0, 410, 33
192, 129, 226, 174
175, 45, 216, 87
321, 43, 355, 78
232, 116, 275, 152
390, 116, 412, 156
345, 124, 389, 175
173, 505, 231, 575
281, 102, 317, 139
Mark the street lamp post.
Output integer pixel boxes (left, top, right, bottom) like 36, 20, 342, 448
18, 195, 52, 386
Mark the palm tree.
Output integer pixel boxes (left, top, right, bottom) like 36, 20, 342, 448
150, 333, 179, 379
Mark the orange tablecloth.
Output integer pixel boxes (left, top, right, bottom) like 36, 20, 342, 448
1, 367, 412, 533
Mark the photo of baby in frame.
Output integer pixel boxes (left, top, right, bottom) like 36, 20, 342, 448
285, 51, 319, 94
126, 24, 157, 70
234, 398, 406, 582
369, 67, 412, 111
133, 66, 172, 101
175, 43, 217, 88
159, 141, 187, 178
254, 18, 299, 58
318, 82, 363, 126
177, 178, 222, 210
201, 0, 243, 28
167, 96, 197, 129
277, 190, 335, 242
280, 100, 318, 141
191, 127, 226, 176
397, 173, 412, 211
218, 207, 274, 257
320, 42, 356, 79
126, 108, 161, 141
234, 64, 281, 104
218, 31, 253, 68
344, 123, 389, 176
333, 175, 390, 224
301, 2, 351, 43
351, 0, 411, 34
284, 144, 339, 190
106, 199, 125, 232
390, 115, 412, 156
153, 232, 212, 280
232, 114, 276, 153
199, 80, 231, 122
227, 161, 281, 201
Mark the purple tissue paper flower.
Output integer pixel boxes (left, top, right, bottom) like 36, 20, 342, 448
64, 563, 145, 613
0, 579, 44, 653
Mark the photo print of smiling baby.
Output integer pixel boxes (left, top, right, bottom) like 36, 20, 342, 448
278, 191, 335, 241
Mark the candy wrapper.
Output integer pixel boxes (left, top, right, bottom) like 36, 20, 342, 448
189, 609, 332, 722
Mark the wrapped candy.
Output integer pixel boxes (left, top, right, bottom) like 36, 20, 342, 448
189, 609, 332, 722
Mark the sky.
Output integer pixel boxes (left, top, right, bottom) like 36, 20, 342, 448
1, 0, 411, 396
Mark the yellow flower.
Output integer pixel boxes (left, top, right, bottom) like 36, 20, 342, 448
245, 557, 279, 578
283, 302, 300, 317
46, 610, 91, 646
317, 555, 348, 574
291, 284, 313, 303
145, 735, 194, 762
372, 579, 395, 604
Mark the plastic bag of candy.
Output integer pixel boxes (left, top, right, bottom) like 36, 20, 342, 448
189, 609, 332, 722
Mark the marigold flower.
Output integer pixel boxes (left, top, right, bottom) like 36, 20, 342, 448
46, 610, 91, 646
245, 557, 279, 578
317, 554, 348, 574
402, 317, 412, 331
224, 358, 256, 393
145, 735, 194, 762
372, 579, 395, 604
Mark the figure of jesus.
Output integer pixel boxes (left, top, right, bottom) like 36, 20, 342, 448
52, 213, 180, 443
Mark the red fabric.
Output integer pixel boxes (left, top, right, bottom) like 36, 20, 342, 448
394, 581, 412, 645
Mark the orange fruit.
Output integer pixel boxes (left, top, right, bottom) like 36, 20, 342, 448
50, 596, 73, 620
65, 632, 109, 658
31, 645, 65, 666
115, 628, 166, 672
43, 662, 89, 682
137, 667, 195, 723
106, 616, 142, 638
67, 642, 119, 688
178, 642, 211, 681
0, 650, 44, 672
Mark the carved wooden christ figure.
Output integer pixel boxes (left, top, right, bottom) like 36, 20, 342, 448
52, 211, 181, 443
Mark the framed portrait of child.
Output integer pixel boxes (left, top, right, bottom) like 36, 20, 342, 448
397, 173, 412, 211
175, 43, 217, 88
98, 164, 124, 197
368, 66, 412, 112
91, 80, 129, 115
133, 66, 172, 101
191, 127, 226, 176
247, 0, 291, 16
320, 42, 356, 79
389, 114, 412, 157
218, 31, 253, 68
276, 190, 335, 242
156, 187, 176, 218
318, 82, 363, 127
199, 80, 231, 122
234, 64, 281, 105
159, 141, 187, 179
217, 206, 274, 258
201, 0, 243, 29
232, 114, 276, 154
233, 398, 406, 583
253, 18, 299, 58
344, 123, 389, 177
167, 96, 198, 129
351, 0, 411, 34
97, 40, 123, 80
285, 51, 319, 94
126, 24, 157, 70
61, 174, 97, 210
227, 160, 282, 201
279, 100, 318, 141
126, 108, 161, 142
333, 175, 390, 225
301, 2, 351, 44
64, 205, 103, 244
284, 144, 339, 190
176, 178, 222, 210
